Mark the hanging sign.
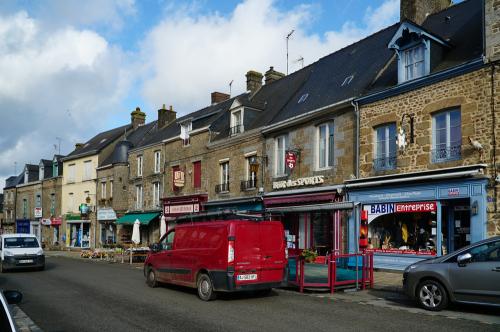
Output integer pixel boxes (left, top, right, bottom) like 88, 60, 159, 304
34, 207, 42, 218
41, 218, 51, 226
285, 151, 297, 171
173, 170, 185, 187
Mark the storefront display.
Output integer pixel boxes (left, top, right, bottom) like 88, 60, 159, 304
67, 220, 91, 248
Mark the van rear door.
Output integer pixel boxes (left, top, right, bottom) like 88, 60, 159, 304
234, 222, 261, 283
259, 222, 286, 283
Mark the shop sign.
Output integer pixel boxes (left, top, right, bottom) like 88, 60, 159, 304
364, 201, 437, 223
448, 188, 460, 197
41, 218, 51, 226
50, 217, 62, 225
366, 248, 436, 256
164, 203, 200, 215
34, 207, 42, 218
97, 208, 117, 221
272, 175, 324, 190
285, 151, 297, 171
79, 203, 90, 215
173, 170, 185, 187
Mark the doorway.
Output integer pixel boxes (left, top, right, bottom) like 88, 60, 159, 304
441, 199, 471, 254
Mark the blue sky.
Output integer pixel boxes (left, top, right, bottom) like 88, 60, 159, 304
0, 0, 402, 186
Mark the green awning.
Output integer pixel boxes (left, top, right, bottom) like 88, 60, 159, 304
116, 212, 160, 225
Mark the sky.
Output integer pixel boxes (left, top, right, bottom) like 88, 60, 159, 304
0, 0, 402, 189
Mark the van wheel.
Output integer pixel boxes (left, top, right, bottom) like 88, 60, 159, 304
416, 280, 448, 311
146, 267, 158, 288
197, 273, 216, 301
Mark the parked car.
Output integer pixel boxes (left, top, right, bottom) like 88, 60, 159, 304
0, 289, 23, 332
403, 236, 500, 311
144, 219, 287, 301
0, 234, 45, 272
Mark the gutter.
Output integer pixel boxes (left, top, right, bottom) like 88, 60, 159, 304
351, 100, 360, 178
356, 58, 484, 105
261, 98, 353, 134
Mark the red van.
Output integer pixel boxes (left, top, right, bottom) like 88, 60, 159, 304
144, 219, 287, 300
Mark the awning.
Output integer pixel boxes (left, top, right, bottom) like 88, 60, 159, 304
116, 212, 160, 225
266, 202, 353, 213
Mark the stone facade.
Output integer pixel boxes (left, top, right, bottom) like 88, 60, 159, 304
358, 66, 500, 236
41, 176, 63, 248
486, 0, 500, 63
2, 187, 16, 233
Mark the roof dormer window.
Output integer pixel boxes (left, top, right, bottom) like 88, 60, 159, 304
230, 108, 244, 136
180, 120, 192, 146
39, 163, 44, 181
402, 43, 426, 82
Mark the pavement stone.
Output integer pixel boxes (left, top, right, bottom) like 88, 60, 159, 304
12, 305, 43, 332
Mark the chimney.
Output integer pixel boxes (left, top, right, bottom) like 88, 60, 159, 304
400, 0, 451, 25
75, 143, 84, 150
485, 0, 500, 63
264, 66, 285, 85
246, 70, 263, 94
211, 92, 230, 105
131, 106, 146, 129
158, 104, 177, 128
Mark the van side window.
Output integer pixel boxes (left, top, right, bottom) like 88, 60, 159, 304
161, 231, 175, 250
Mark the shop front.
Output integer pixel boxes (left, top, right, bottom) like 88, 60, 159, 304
97, 208, 117, 246
16, 219, 30, 234
263, 185, 353, 256
65, 218, 91, 249
346, 166, 488, 270
163, 194, 208, 226
204, 196, 263, 214
115, 212, 160, 245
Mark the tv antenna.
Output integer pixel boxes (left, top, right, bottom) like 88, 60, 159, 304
229, 80, 234, 96
286, 29, 295, 75
14, 161, 17, 174
294, 56, 304, 69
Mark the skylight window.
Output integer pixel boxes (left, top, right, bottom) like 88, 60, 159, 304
100, 138, 107, 143
298, 93, 309, 104
341, 75, 354, 87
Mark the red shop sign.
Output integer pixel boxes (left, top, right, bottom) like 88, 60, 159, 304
285, 151, 297, 170
395, 202, 437, 213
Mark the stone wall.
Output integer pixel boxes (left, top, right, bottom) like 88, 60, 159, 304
486, 0, 500, 63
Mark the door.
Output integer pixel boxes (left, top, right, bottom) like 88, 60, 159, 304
259, 222, 286, 283
448, 239, 500, 304
168, 227, 194, 284
156, 230, 175, 281
234, 223, 262, 283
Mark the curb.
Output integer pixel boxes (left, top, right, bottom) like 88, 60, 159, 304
12, 305, 43, 332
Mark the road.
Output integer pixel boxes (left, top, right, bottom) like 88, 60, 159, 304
0, 257, 498, 332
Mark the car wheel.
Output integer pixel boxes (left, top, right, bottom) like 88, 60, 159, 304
197, 273, 216, 301
146, 267, 158, 288
416, 280, 448, 311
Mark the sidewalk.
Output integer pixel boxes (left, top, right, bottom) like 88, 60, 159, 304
12, 305, 42, 332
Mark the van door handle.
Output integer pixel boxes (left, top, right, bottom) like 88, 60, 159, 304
166, 253, 172, 257
492, 267, 500, 272
264, 255, 272, 259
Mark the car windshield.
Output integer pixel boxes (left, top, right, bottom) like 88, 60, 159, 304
4, 237, 40, 248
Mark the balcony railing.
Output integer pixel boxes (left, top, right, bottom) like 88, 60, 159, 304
373, 154, 397, 171
215, 182, 230, 193
240, 178, 257, 191
431, 145, 461, 163
229, 125, 243, 136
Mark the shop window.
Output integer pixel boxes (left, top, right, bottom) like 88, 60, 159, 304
317, 122, 334, 169
274, 135, 288, 176
432, 109, 461, 163
70, 222, 90, 248
374, 123, 397, 171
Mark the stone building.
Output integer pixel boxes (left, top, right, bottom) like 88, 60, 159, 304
15, 164, 42, 240
2, 174, 22, 234
40, 155, 64, 249
344, 0, 500, 269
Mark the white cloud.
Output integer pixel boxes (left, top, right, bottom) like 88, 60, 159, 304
0, 10, 132, 187
140, 0, 399, 114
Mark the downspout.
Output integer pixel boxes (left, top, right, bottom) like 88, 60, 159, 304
351, 101, 360, 178
491, 63, 498, 213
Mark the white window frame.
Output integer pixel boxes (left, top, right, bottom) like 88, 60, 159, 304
374, 123, 397, 170
101, 182, 107, 199
180, 121, 192, 146
245, 155, 257, 188
230, 108, 244, 135
274, 135, 288, 176
153, 182, 160, 208
67, 164, 76, 183
136, 185, 143, 210
398, 41, 429, 83
109, 180, 113, 198
154, 151, 161, 173
83, 160, 92, 181
39, 165, 44, 181
220, 161, 229, 185
316, 122, 335, 170
137, 155, 143, 177
432, 109, 462, 162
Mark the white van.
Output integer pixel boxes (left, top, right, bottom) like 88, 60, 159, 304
0, 234, 45, 272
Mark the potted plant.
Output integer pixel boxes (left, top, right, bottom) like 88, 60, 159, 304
300, 248, 318, 263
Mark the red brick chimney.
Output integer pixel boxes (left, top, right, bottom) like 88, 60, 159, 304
211, 92, 230, 105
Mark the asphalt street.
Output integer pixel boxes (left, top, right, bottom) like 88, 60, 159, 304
0, 257, 498, 332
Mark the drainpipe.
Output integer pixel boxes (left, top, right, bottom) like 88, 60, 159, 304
491, 63, 498, 213
351, 101, 360, 178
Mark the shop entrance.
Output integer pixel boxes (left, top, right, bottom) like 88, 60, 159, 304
441, 199, 471, 255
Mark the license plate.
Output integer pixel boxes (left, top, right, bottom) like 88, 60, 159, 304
18, 259, 33, 264
237, 274, 257, 281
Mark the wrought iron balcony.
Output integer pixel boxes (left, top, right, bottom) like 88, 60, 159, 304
215, 182, 230, 193
431, 145, 461, 163
373, 154, 397, 171
229, 124, 243, 136
240, 178, 257, 191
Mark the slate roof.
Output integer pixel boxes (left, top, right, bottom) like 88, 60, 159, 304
64, 124, 132, 162
24, 164, 39, 183
40, 159, 53, 179
366, 0, 483, 94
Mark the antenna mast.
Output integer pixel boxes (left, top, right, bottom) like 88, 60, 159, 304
286, 29, 295, 75
229, 80, 234, 96
55, 137, 62, 155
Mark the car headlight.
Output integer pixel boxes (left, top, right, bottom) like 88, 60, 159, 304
3, 250, 14, 257
36, 249, 44, 256
404, 264, 419, 272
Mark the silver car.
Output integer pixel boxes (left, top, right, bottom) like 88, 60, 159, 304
403, 236, 500, 311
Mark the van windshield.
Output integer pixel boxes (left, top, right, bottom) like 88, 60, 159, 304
4, 237, 40, 248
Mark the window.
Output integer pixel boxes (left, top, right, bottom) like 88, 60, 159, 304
432, 109, 461, 162
36, 194, 41, 208
136, 185, 143, 210
68, 193, 74, 213
23, 199, 28, 218
24, 169, 28, 184
374, 123, 397, 170
109, 181, 113, 198
154, 151, 161, 173
275, 135, 288, 176
50, 193, 56, 216
67, 164, 75, 183
468, 240, 500, 262
83, 160, 92, 180
180, 122, 192, 146
403, 44, 425, 81
137, 156, 143, 177
53, 162, 58, 177
39, 166, 44, 181
230, 109, 243, 135
216, 161, 230, 193
317, 122, 334, 169
193, 161, 201, 189
101, 182, 107, 200
153, 182, 160, 208
244, 156, 258, 189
